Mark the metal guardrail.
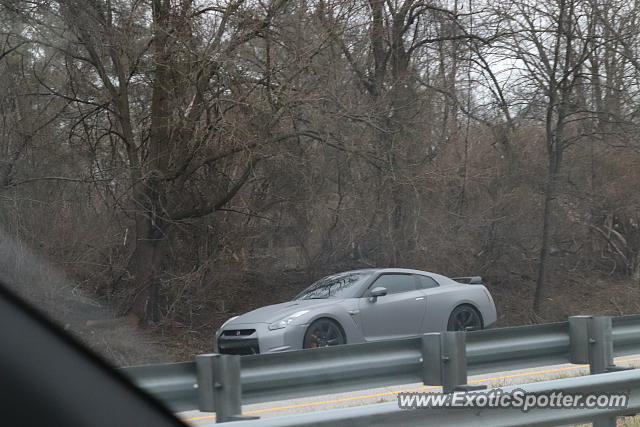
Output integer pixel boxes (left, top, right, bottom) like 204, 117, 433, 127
120, 314, 640, 423
121, 362, 197, 412
224, 369, 640, 427
466, 321, 571, 375
613, 314, 640, 356
121, 321, 572, 409
242, 336, 422, 404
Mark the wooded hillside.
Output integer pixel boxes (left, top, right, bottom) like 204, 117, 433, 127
2, 0, 640, 360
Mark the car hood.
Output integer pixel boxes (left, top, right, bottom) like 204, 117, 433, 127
226, 299, 342, 325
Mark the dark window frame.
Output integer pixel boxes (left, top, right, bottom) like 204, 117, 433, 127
414, 274, 440, 289
362, 273, 419, 297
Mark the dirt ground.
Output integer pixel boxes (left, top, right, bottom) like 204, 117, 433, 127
490, 275, 640, 326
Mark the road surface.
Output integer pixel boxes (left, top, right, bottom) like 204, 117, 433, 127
177, 354, 640, 424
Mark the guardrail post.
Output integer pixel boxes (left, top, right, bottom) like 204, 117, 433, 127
569, 316, 630, 427
569, 315, 591, 367
590, 316, 614, 375
422, 331, 486, 393
592, 415, 617, 427
195, 354, 259, 423
569, 315, 626, 374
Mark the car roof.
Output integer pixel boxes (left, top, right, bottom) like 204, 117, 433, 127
343, 267, 440, 275
341, 268, 453, 282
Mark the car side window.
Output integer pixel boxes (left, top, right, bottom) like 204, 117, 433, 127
415, 275, 439, 289
370, 274, 417, 295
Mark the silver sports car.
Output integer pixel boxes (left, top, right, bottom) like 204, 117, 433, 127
214, 268, 497, 355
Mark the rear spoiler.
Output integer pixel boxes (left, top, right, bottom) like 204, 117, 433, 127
452, 276, 483, 284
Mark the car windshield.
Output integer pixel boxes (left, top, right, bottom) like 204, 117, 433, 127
294, 271, 373, 300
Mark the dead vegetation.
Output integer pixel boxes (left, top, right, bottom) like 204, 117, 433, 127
2, 0, 640, 363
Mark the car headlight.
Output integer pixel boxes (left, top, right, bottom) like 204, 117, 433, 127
268, 310, 309, 330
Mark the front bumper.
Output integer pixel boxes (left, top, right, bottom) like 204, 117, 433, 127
215, 322, 308, 355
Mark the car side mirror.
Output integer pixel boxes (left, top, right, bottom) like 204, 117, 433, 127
369, 287, 387, 302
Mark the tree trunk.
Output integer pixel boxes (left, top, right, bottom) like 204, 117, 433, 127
128, 220, 164, 323
128, 0, 173, 323
533, 167, 558, 313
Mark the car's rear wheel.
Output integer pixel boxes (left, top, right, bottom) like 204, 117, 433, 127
303, 319, 345, 349
447, 305, 483, 332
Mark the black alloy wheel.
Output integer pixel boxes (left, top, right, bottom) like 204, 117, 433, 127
447, 305, 483, 332
303, 319, 346, 349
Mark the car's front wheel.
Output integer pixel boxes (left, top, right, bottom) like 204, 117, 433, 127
447, 305, 483, 332
303, 318, 346, 349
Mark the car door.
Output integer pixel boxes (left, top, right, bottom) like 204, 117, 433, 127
414, 274, 446, 333
357, 273, 427, 341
